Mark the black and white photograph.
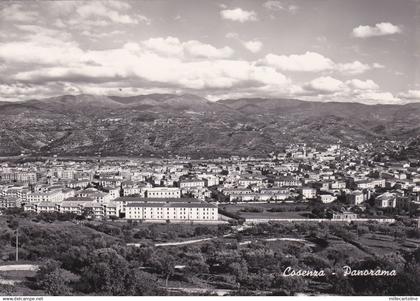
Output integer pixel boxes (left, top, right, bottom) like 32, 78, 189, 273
0, 0, 419, 298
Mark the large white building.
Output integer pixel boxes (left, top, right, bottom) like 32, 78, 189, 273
145, 187, 181, 198
179, 179, 206, 189
125, 200, 218, 221
24, 199, 120, 219
238, 178, 264, 187
27, 190, 65, 204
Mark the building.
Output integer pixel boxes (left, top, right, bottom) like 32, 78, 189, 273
24, 202, 57, 213
1, 187, 31, 203
125, 200, 218, 221
301, 187, 317, 199
24, 199, 120, 219
66, 180, 90, 189
145, 187, 181, 198
332, 211, 358, 220
375, 192, 397, 208
123, 186, 143, 196
0, 171, 37, 184
0, 196, 21, 209
238, 178, 263, 187
331, 181, 346, 190
179, 179, 206, 188
223, 188, 253, 196
319, 193, 337, 203
27, 190, 65, 204
274, 177, 301, 187
347, 191, 364, 205
76, 189, 112, 203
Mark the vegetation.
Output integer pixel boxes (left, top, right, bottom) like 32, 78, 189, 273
0, 212, 419, 296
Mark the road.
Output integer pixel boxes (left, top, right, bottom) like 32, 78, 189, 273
129, 234, 314, 248
166, 287, 233, 296
0, 264, 39, 286
0, 264, 39, 271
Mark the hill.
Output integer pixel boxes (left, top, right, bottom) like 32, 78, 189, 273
0, 94, 419, 157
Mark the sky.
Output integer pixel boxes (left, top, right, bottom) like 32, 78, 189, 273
0, 0, 419, 104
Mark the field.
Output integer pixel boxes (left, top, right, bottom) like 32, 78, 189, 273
221, 202, 311, 219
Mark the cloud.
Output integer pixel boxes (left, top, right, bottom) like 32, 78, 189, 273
142, 37, 234, 59
290, 76, 401, 105
0, 83, 52, 102
373, 63, 385, 69
399, 90, 420, 101
76, 1, 150, 25
81, 30, 125, 40
0, 27, 289, 94
263, 52, 335, 72
243, 40, 263, 53
263, 1, 284, 11
337, 61, 371, 75
356, 92, 400, 104
304, 76, 346, 94
263, 1, 299, 13
346, 79, 379, 90
263, 52, 379, 75
225, 33, 263, 54
0, 36, 82, 67
0, 4, 39, 22
220, 8, 257, 22
287, 5, 299, 14
297, 77, 379, 96
352, 22, 401, 38
184, 41, 234, 59
225, 32, 239, 39
47, 0, 150, 28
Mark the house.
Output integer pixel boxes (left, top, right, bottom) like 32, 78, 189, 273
331, 181, 346, 190
301, 187, 317, 199
319, 193, 336, 203
347, 191, 364, 205
375, 192, 397, 208
102, 186, 120, 200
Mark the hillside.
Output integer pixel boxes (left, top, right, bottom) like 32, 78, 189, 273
0, 94, 419, 157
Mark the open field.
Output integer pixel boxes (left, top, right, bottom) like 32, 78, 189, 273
221, 203, 311, 219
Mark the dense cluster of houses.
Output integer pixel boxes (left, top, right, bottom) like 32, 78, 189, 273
0, 143, 419, 222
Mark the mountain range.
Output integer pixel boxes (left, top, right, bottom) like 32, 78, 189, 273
0, 93, 419, 158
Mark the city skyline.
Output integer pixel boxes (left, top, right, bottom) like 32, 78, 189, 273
0, 0, 419, 104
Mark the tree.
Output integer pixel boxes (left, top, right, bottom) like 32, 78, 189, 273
161, 255, 176, 288
125, 269, 162, 296
0, 284, 15, 295
36, 259, 78, 295
41, 268, 78, 295
228, 260, 248, 282
80, 248, 130, 295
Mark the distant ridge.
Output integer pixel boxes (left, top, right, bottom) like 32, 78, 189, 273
0, 93, 419, 157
